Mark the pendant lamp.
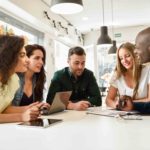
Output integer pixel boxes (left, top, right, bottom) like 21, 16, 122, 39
108, 40, 117, 54
97, 0, 111, 45
97, 26, 112, 44
50, 0, 83, 14
108, 0, 117, 54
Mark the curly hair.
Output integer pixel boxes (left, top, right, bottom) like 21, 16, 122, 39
25, 44, 46, 101
0, 35, 24, 86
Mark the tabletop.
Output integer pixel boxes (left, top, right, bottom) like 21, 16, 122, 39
0, 107, 150, 150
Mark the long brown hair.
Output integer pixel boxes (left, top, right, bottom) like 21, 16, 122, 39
116, 42, 142, 99
25, 44, 46, 101
0, 35, 24, 86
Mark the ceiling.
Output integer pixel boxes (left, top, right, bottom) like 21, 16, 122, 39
44, 0, 150, 34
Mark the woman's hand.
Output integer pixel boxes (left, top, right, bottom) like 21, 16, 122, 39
117, 95, 134, 111
39, 103, 51, 111
21, 104, 40, 121
21, 102, 48, 121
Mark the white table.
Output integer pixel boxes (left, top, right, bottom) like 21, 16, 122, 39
0, 108, 150, 150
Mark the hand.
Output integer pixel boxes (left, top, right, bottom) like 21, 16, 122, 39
39, 103, 51, 115
116, 95, 134, 111
21, 106, 40, 121
26, 101, 44, 111
40, 102, 51, 110
67, 100, 91, 111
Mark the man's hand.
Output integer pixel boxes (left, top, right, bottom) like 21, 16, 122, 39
67, 100, 91, 111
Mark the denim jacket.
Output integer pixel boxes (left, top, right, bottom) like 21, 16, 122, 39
12, 73, 36, 106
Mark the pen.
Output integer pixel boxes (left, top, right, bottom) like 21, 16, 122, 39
86, 112, 114, 117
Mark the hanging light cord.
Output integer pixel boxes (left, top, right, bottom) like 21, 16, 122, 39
111, 0, 114, 39
102, 0, 105, 26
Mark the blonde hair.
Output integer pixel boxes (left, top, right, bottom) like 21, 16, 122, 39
115, 42, 142, 99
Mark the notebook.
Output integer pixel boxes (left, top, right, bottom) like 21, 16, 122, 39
47, 91, 72, 114
87, 108, 139, 117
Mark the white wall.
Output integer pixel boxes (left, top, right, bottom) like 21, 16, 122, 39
8, 0, 82, 46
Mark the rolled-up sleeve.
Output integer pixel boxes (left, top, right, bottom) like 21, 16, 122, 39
133, 102, 150, 114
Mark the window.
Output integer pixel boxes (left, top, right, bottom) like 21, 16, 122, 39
54, 40, 69, 71
0, 11, 44, 44
97, 45, 116, 88
84, 45, 95, 72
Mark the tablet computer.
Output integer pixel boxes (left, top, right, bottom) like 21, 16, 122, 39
18, 118, 62, 128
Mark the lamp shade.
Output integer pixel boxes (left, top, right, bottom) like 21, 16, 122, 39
50, 0, 83, 14
97, 26, 112, 45
108, 40, 117, 54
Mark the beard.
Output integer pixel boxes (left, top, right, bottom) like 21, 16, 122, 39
71, 69, 84, 77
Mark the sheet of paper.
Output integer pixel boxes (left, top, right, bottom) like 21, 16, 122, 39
87, 107, 139, 117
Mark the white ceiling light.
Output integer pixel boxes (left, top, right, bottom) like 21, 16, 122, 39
50, 0, 83, 15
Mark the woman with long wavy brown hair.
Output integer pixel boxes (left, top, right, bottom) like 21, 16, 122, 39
12, 44, 50, 109
0, 35, 43, 123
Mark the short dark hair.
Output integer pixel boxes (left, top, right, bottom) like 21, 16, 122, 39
68, 46, 86, 58
0, 35, 24, 85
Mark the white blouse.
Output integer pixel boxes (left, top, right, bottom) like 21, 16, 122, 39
0, 73, 19, 113
110, 65, 150, 99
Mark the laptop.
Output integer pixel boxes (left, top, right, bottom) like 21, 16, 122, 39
47, 91, 72, 114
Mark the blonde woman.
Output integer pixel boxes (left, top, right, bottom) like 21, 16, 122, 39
106, 42, 150, 109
